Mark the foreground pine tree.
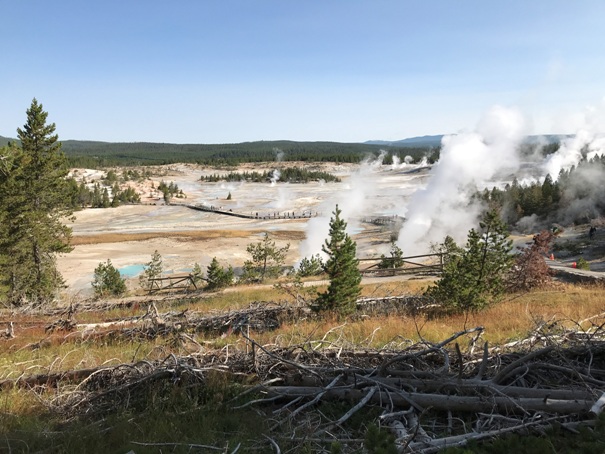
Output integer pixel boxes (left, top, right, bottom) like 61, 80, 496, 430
314, 205, 361, 315
0, 99, 75, 305
426, 209, 513, 315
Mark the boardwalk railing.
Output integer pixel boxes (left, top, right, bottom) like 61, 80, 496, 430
361, 215, 403, 226
359, 253, 444, 277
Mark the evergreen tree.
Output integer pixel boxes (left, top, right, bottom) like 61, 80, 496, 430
92, 259, 126, 298
242, 233, 290, 283
101, 188, 111, 208
430, 235, 464, 267
91, 183, 102, 207
0, 100, 75, 305
77, 181, 91, 207
139, 250, 163, 291
314, 205, 361, 315
0, 143, 24, 302
378, 242, 405, 269
191, 262, 204, 287
206, 257, 234, 290
426, 209, 513, 315
297, 254, 325, 277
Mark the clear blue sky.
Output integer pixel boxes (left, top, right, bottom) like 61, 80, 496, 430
1, 1, 604, 143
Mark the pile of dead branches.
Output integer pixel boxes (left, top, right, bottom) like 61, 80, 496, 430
3, 317, 603, 452
34, 297, 435, 343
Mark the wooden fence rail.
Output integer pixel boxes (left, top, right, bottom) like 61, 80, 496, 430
359, 253, 444, 277
147, 273, 201, 294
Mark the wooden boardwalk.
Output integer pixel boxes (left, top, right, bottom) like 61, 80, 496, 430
182, 203, 319, 220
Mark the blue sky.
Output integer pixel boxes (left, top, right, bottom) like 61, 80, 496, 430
1, 1, 604, 143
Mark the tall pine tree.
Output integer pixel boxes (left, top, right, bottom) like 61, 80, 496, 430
314, 205, 361, 315
0, 99, 75, 305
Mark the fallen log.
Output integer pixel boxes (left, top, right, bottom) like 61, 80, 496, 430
263, 386, 595, 414
283, 375, 597, 402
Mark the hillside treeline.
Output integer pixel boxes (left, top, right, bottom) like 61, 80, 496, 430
52, 140, 435, 167
200, 167, 341, 183
480, 154, 605, 228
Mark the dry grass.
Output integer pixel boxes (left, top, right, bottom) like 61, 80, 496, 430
360, 279, 431, 297
250, 283, 605, 348
70, 229, 306, 245
0, 336, 163, 380
1, 281, 605, 383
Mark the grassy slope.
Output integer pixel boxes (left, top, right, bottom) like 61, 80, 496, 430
1, 280, 604, 452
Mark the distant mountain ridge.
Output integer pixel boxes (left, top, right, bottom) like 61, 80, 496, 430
365, 134, 572, 148
1, 134, 572, 150
0, 136, 14, 147
365, 135, 444, 147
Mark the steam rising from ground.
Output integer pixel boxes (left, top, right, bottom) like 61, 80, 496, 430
543, 104, 605, 178
528, 104, 605, 226
397, 106, 526, 255
297, 102, 605, 262
391, 154, 414, 169
298, 153, 390, 262
269, 148, 288, 207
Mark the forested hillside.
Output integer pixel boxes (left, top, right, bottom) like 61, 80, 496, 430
0, 136, 435, 167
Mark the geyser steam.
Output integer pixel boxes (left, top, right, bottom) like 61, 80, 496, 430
397, 105, 526, 255
298, 153, 389, 262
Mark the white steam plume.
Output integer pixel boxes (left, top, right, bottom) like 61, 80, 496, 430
391, 154, 415, 170
274, 148, 285, 162
544, 103, 605, 178
397, 105, 526, 255
298, 153, 388, 262
543, 129, 594, 178
270, 169, 281, 186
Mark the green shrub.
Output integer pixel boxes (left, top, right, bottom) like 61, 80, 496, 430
378, 242, 405, 269
297, 254, 324, 277
206, 257, 234, 290
91, 259, 126, 298
426, 210, 513, 315
364, 423, 398, 454
576, 257, 590, 270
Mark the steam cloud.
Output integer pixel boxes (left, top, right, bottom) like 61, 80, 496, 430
533, 104, 605, 225
269, 148, 288, 207
397, 105, 526, 255
298, 152, 390, 262
298, 102, 605, 262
